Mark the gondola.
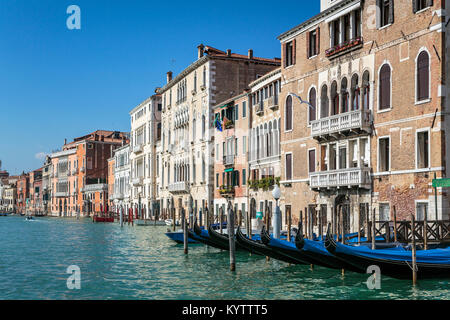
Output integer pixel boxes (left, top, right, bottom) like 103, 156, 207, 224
191, 221, 230, 250
207, 223, 248, 251
324, 225, 450, 279
260, 226, 327, 266
235, 227, 301, 264
294, 224, 364, 273
165, 230, 199, 244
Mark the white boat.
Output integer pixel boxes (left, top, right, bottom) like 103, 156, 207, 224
165, 219, 180, 226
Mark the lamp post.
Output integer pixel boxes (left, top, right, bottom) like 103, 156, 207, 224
272, 184, 281, 239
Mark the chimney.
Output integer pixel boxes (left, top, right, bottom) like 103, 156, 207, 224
197, 44, 205, 59
248, 49, 253, 59
64, 138, 67, 145
226, 49, 232, 57
166, 71, 173, 84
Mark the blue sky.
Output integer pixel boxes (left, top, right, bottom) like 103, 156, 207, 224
0, 0, 318, 175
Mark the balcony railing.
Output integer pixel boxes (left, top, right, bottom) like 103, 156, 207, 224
133, 144, 143, 154
168, 181, 189, 194
132, 177, 143, 187
223, 155, 235, 166
311, 109, 371, 139
326, 37, 363, 58
80, 167, 85, 173
113, 192, 124, 200
54, 191, 69, 197
309, 167, 371, 189
219, 186, 235, 197
255, 103, 264, 116
267, 96, 279, 110
71, 168, 78, 175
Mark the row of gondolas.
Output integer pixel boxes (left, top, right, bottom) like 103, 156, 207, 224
166, 221, 450, 280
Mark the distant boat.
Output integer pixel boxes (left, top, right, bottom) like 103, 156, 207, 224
25, 216, 35, 221
165, 219, 180, 226
0, 212, 9, 217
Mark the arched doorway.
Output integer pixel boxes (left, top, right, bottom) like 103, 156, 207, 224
334, 195, 351, 236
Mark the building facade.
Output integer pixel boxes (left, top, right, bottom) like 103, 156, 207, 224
248, 68, 282, 221
29, 168, 43, 215
129, 94, 162, 220
213, 92, 250, 219
110, 144, 131, 217
158, 44, 281, 221
278, 0, 449, 235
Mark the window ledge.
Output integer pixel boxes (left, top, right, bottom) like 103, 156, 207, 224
308, 54, 318, 60
415, 7, 431, 15
415, 98, 431, 106
284, 65, 295, 70
377, 107, 392, 114
378, 23, 392, 31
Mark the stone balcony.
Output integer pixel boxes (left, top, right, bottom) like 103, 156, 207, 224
223, 155, 235, 167
266, 96, 279, 110
309, 167, 371, 190
133, 144, 144, 154
54, 191, 69, 197
219, 186, 235, 198
168, 181, 189, 194
255, 103, 264, 116
132, 177, 143, 187
310, 109, 371, 140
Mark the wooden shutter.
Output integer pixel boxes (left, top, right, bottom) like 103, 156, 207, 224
412, 0, 418, 13
286, 154, 292, 180
306, 32, 311, 58
417, 52, 429, 101
380, 65, 391, 109
388, 0, 394, 24
292, 39, 296, 65
309, 150, 316, 173
282, 43, 286, 68
316, 27, 320, 54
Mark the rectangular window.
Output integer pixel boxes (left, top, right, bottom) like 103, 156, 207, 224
242, 169, 246, 185
285, 41, 294, 67
379, 138, 390, 172
308, 29, 318, 58
379, 0, 393, 28
416, 202, 428, 221
285, 153, 292, 181
235, 105, 239, 121
242, 101, 247, 118
308, 149, 316, 173
417, 131, 429, 168
414, 0, 432, 13
216, 173, 219, 188
379, 203, 390, 221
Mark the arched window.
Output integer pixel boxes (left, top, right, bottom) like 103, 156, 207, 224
417, 51, 430, 102
285, 95, 293, 131
192, 117, 196, 141
320, 85, 329, 118
202, 115, 206, 138
341, 77, 349, 113
331, 81, 339, 115
379, 64, 391, 110
309, 87, 317, 123
362, 71, 370, 110
351, 74, 360, 111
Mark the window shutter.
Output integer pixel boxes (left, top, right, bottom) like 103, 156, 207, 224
286, 154, 292, 180
412, 0, 418, 13
292, 39, 296, 65
426, 0, 433, 7
309, 150, 316, 173
282, 43, 286, 68
389, 0, 394, 24
417, 52, 429, 101
306, 32, 311, 58
316, 27, 320, 54
376, 0, 381, 28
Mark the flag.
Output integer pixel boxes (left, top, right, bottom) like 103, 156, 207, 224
214, 114, 223, 132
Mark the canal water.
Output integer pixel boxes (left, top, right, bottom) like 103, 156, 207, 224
0, 216, 449, 300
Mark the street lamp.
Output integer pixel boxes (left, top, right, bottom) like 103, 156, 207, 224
272, 184, 281, 239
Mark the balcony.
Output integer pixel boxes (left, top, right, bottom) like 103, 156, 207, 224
310, 109, 371, 140
55, 191, 69, 197
224, 119, 234, 130
81, 184, 108, 193
132, 177, 143, 187
255, 103, 264, 116
133, 144, 143, 154
168, 181, 189, 194
114, 193, 124, 200
71, 168, 78, 175
223, 155, 235, 166
80, 167, 85, 173
309, 167, 371, 190
267, 96, 279, 110
219, 186, 235, 198
326, 37, 363, 59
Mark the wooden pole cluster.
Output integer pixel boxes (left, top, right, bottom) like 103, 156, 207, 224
371, 208, 376, 250
287, 206, 292, 242
411, 214, 417, 285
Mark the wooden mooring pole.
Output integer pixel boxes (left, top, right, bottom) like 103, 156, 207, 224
371, 208, 376, 250
411, 214, 417, 285
228, 203, 236, 272
424, 206, 428, 250
182, 208, 188, 255
220, 207, 224, 235
393, 206, 398, 243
